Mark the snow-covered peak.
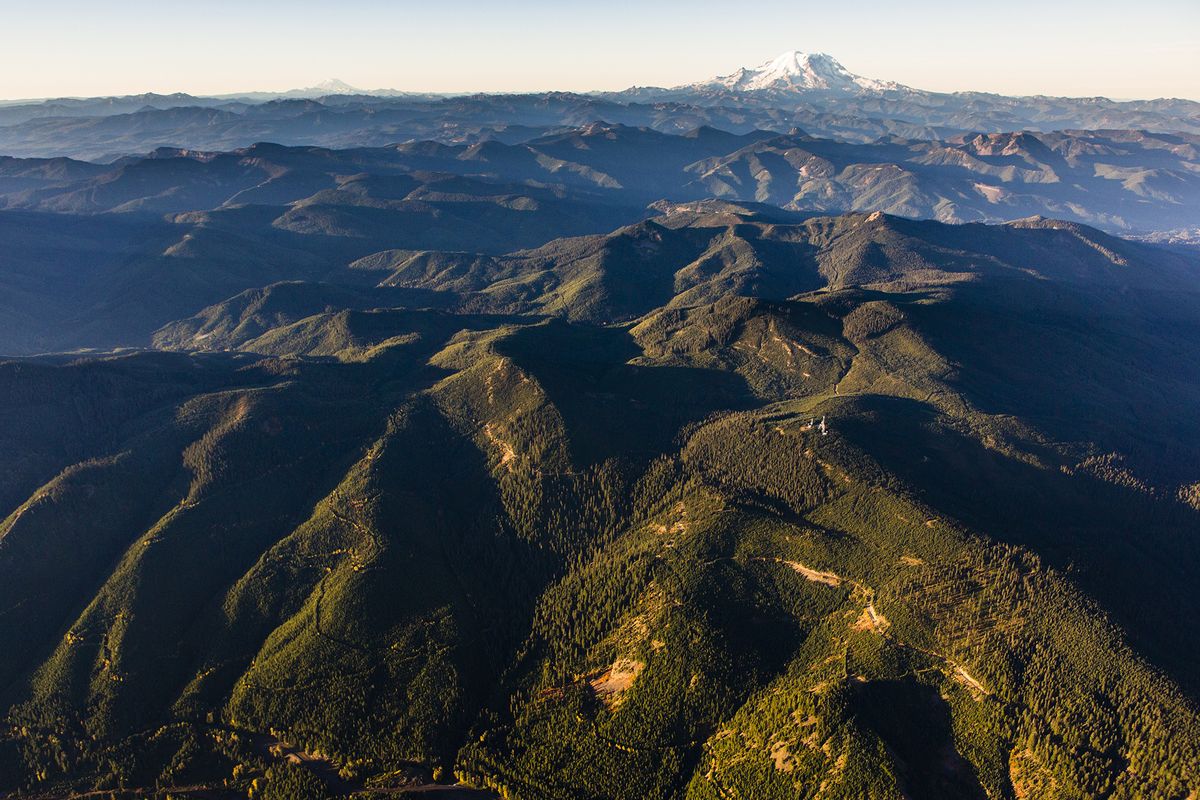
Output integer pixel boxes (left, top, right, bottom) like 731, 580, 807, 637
275, 78, 373, 100
310, 78, 363, 95
682, 51, 904, 95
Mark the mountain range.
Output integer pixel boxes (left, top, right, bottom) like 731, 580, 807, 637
1, 48, 1199, 800
3, 198, 1200, 798
0, 52, 1197, 163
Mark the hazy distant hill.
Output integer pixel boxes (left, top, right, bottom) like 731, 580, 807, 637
0, 127, 1197, 356
7, 126, 1196, 233
0, 148, 650, 355
0, 51, 1196, 162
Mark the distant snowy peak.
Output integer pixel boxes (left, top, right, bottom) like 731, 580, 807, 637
310, 78, 362, 95
683, 51, 906, 95
274, 79, 367, 99
278, 79, 422, 100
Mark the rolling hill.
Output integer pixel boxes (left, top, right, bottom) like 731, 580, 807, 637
2, 126, 1196, 230
0, 126, 1196, 359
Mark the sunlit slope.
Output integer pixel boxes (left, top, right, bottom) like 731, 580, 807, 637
2, 212, 1199, 798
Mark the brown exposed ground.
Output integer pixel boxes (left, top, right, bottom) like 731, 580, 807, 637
589, 658, 645, 708
482, 423, 517, 470
851, 603, 890, 634
781, 560, 843, 587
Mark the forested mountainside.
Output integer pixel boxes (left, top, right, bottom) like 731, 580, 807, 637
2, 126, 1198, 230
2, 203, 1200, 799
0, 125, 1197, 360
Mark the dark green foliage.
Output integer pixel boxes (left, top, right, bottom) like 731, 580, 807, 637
256, 762, 333, 800
2, 206, 1200, 799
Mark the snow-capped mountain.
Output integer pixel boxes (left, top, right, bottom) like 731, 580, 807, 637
604, 50, 1200, 134
272, 79, 432, 100
278, 78, 369, 98
308, 78, 363, 95
675, 51, 907, 95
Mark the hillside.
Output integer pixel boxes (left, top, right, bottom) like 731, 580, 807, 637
3, 127, 1196, 226
2, 205, 1200, 799
0, 126, 1196, 358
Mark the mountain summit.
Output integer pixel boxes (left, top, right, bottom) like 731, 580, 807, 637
281, 78, 366, 97
310, 78, 361, 94
275, 78, 426, 100
678, 50, 907, 95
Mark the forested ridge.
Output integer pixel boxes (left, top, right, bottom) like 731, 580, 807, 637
1, 204, 1199, 799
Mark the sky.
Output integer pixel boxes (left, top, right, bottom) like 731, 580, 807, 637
0, 0, 1197, 101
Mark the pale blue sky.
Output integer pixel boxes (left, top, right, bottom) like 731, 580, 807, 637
0, 0, 1196, 100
